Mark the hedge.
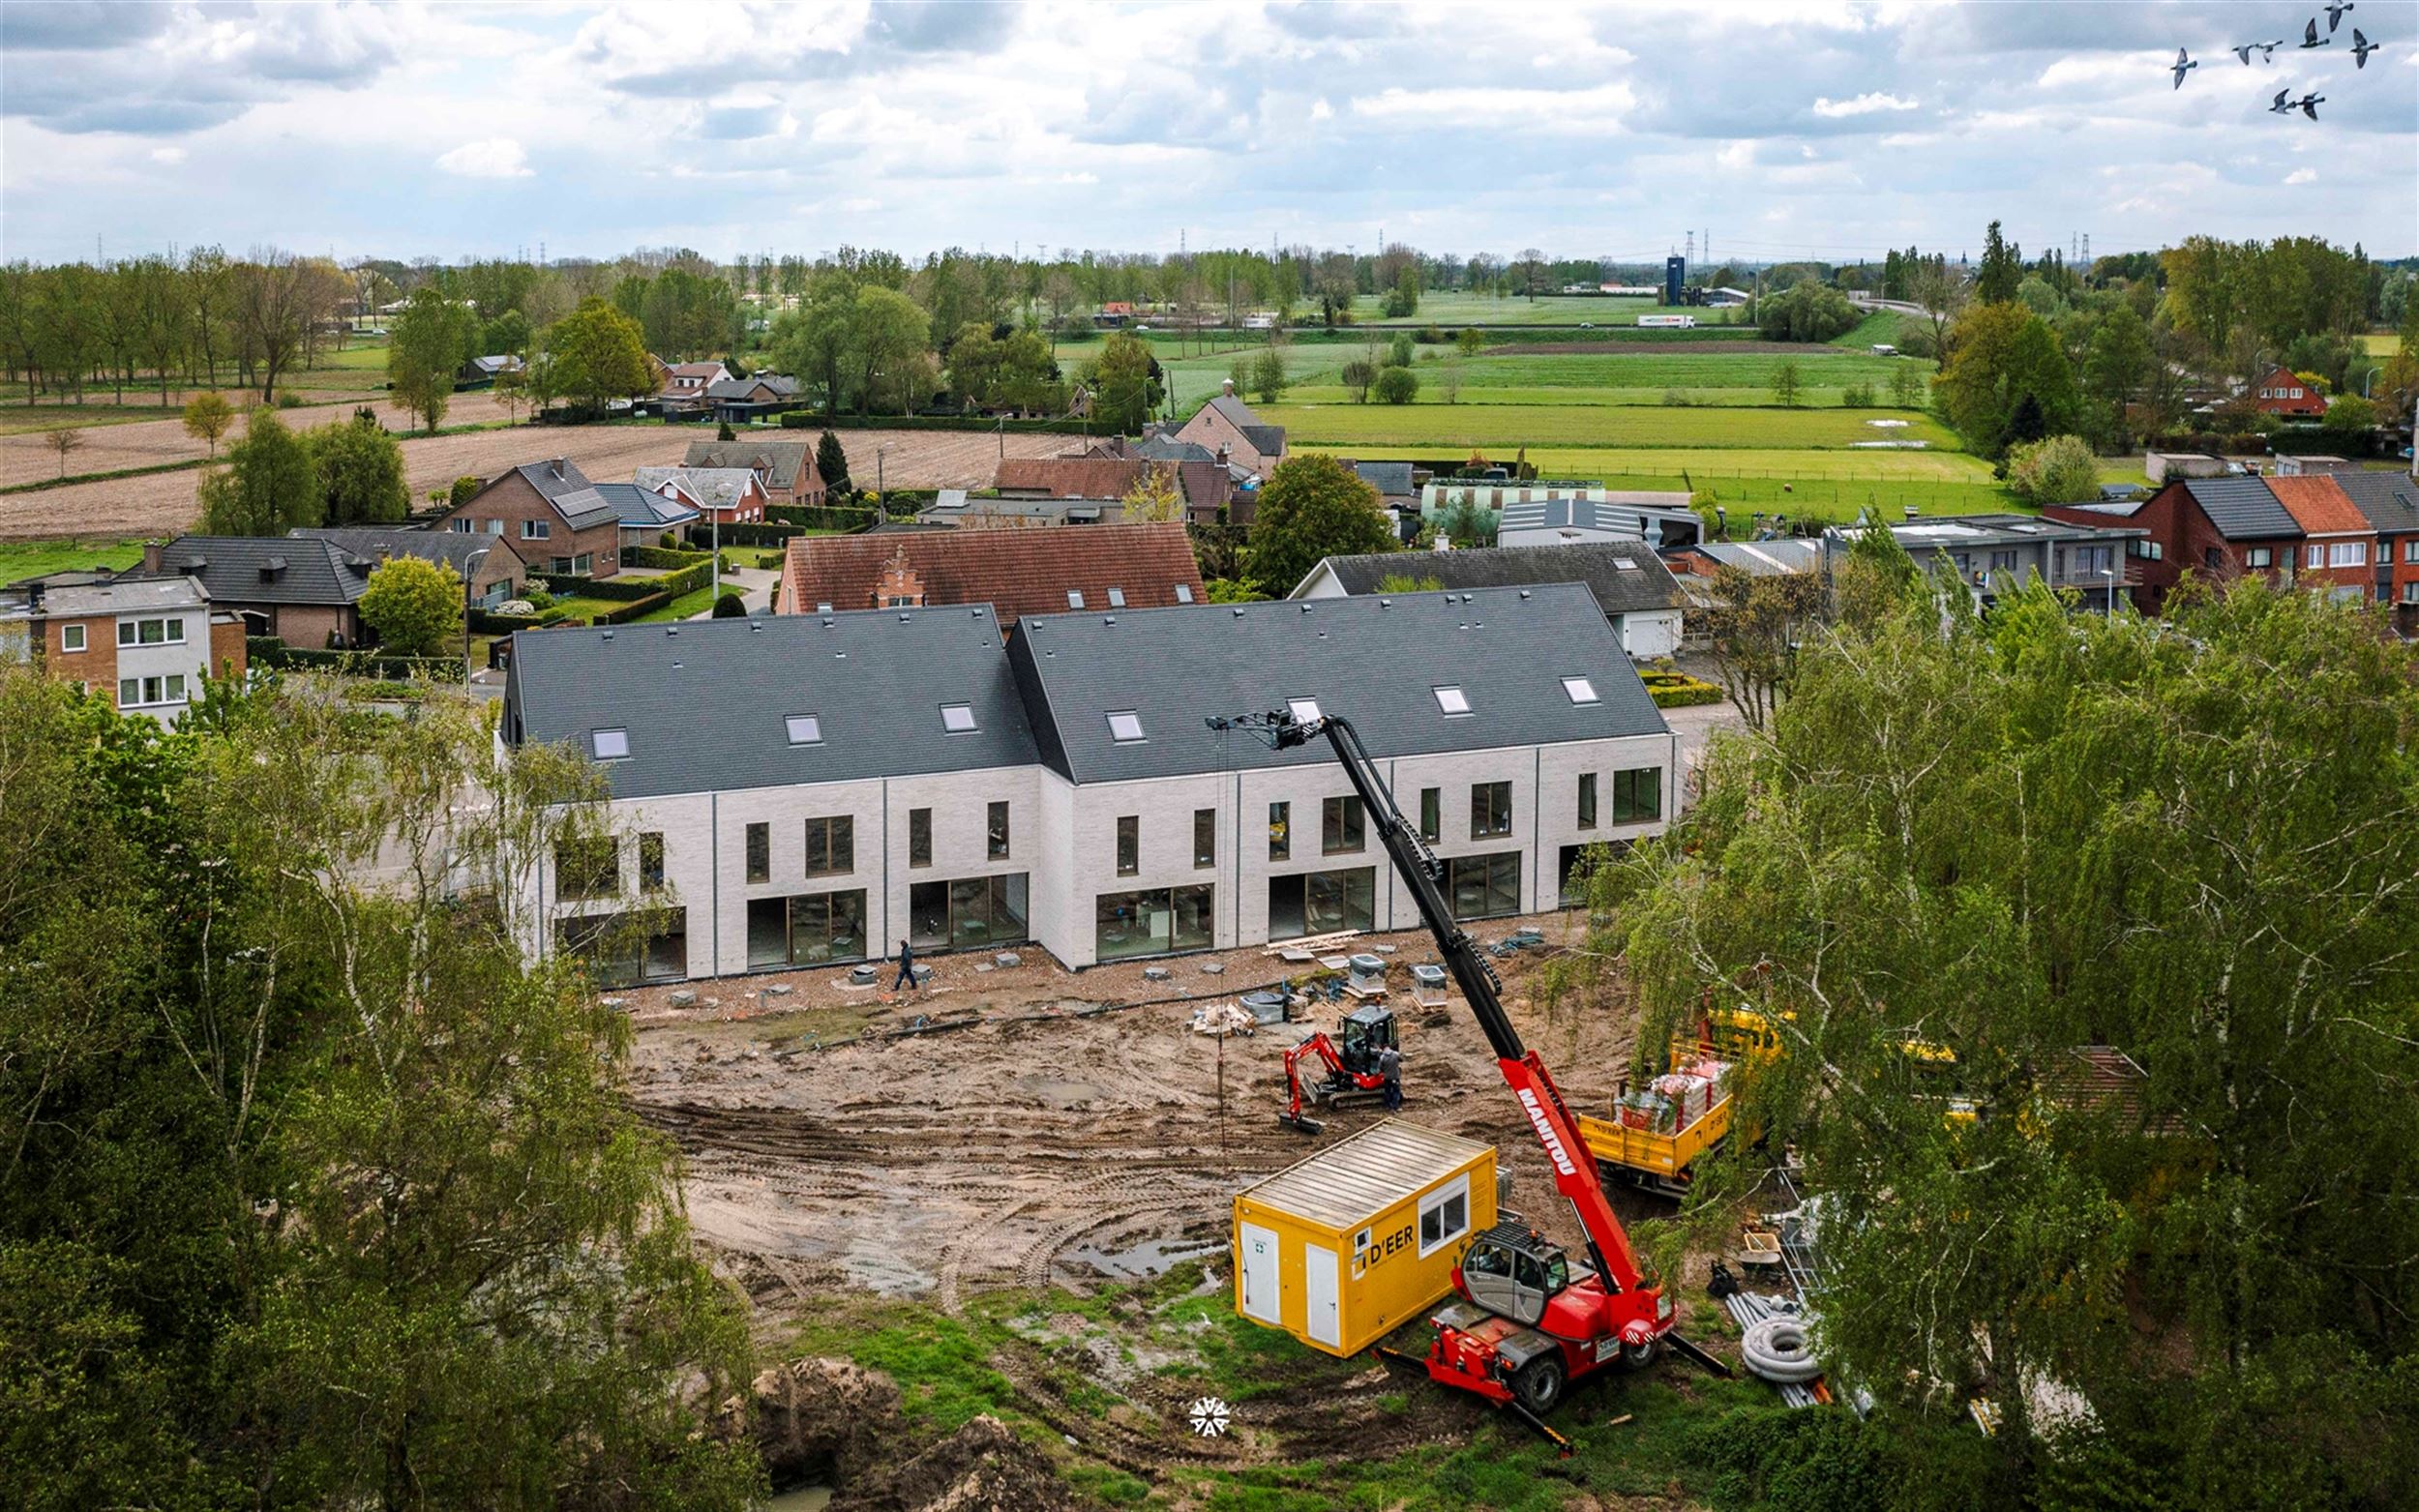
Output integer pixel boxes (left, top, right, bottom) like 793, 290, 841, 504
770, 412, 1085, 434
1640, 669, 1725, 708
591, 592, 674, 625
246, 637, 467, 684
714, 522, 803, 548
535, 559, 715, 601
765, 504, 879, 532
625, 545, 712, 571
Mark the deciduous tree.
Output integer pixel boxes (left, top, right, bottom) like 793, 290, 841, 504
196, 408, 319, 535
389, 286, 477, 433
310, 410, 409, 525
541, 297, 655, 418
357, 554, 462, 654
1244, 453, 1394, 595
181, 391, 234, 456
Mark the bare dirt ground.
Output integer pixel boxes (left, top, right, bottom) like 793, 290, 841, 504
623, 911, 1649, 1311
0, 423, 1085, 542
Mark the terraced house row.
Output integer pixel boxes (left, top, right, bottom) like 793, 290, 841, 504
500, 585, 1678, 983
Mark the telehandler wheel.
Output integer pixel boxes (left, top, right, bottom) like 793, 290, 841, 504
1511, 1354, 1566, 1414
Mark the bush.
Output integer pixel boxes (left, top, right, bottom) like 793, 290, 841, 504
450, 475, 483, 509
1663, 388, 1692, 406
274, 391, 306, 409
716, 522, 804, 547
591, 592, 674, 625
1687, 1406, 1895, 1512
710, 591, 748, 618
2004, 433, 2100, 505
1418, 325, 1446, 344
1840, 381, 1877, 407
1373, 368, 1419, 404
246, 637, 467, 684
1387, 335, 1416, 368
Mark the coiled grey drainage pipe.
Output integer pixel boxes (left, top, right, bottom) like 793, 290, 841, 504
1741, 1316, 1824, 1383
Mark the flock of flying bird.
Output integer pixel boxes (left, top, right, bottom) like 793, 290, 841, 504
2168, 0, 2384, 119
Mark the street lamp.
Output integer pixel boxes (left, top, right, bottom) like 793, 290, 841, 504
876, 442, 895, 524
2099, 566, 2118, 617
2361, 366, 2383, 399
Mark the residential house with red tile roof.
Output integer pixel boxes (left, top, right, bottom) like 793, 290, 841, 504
778, 522, 1206, 629
2241, 364, 2328, 419
992, 456, 1231, 524
2267, 475, 2376, 601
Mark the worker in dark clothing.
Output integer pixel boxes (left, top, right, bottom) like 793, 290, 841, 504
892, 938, 916, 992
1379, 1043, 1402, 1111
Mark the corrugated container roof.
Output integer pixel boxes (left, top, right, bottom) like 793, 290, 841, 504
1239, 1119, 1491, 1230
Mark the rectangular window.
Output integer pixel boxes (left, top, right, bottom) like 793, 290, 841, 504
1419, 786, 1440, 843
745, 821, 769, 884
2306, 544, 2325, 570
1268, 800, 1291, 861
554, 836, 618, 903
1323, 795, 1364, 853
590, 727, 628, 760
2329, 541, 2368, 568
1578, 772, 1598, 829
118, 617, 181, 646
116, 677, 137, 707
163, 673, 183, 702
1107, 587, 1125, 608
1175, 583, 1193, 603
1562, 676, 1598, 705
1094, 883, 1214, 962
573, 553, 592, 576
1269, 866, 1376, 941
1432, 685, 1470, 716
1471, 781, 1512, 839
2246, 547, 2273, 568
908, 873, 1030, 952
1117, 815, 1139, 875
1194, 808, 1216, 869
909, 808, 932, 868
803, 815, 853, 876
1107, 710, 1146, 742
60, 624, 85, 652
2404, 541, 2419, 565
555, 906, 688, 987
552, 557, 574, 575
638, 832, 665, 890
786, 713, 822, 745
1066, 589, 1085, 608
941, 702, 977, 733
781, 889, 869, 966
1612, 767, 1662, 824
522, 519, 551, 539
2404, 583, 2419, 605
1447, 851, 1522, 922
988, 800, 1010, 859
1418, 1176, 1471, 1258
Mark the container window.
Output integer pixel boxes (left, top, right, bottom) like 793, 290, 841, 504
1418, 1174, 1471, 1258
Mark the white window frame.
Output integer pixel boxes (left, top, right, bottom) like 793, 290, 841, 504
59, 624, 85, 653
1174, 583, 1194, 603
1433, 685, 1471, 716
1106, 587, 1126, 608
1107, 710, 1146, 743
1066, 589, 1085, 608
940, 702, 977, 734
522, 519, 551, 540
2305, 545, 2325, 570
785, 713, 822, 746
1562, 676, 1598, 705
591, 727, 629, 760
2328, 541, 2367, 569
1417, 1173, 1472, 1259
2247, 548, 2273, 568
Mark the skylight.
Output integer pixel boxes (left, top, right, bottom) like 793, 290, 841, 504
1107, 710, 1146, 743
786, 713, 822, 745
1107, 587, 1126, 608
1562, 676, 1598, 705
590, 727, 629, 759
1067, 590, 1085, 608
941, 702, 977, 733
1287, 697, 1322, 724
1433, 686, 1471, 716
1174, 583, 1194, 604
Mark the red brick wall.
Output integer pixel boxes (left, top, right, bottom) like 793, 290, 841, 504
209, 616, 248, 680
42, 614, 115, 697
440, 471, 620, 578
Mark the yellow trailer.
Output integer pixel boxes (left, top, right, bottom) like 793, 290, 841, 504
1580, 1013, 1781, 1197
1231, 1120, 1498, 1358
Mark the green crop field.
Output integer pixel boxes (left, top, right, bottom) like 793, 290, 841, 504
0, 538, 147, 581
1262, 401, 1961, 453
1344, 292, 1753, 329
2360, 332, 2403, 357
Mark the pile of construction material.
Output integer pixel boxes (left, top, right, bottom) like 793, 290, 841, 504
1722, 1288, 1826, 1408
1612, 1052, 1733, 1135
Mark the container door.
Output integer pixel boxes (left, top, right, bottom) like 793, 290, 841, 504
1239, 1223, 1281, 1325
1303, 1243, 1341, 1348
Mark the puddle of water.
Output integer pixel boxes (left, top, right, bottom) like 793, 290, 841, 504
1061, 1235, 1224, 1280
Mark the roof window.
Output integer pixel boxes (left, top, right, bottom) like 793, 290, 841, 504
590, 727, 629, 760
1067, 590, 1085, 608
1175, 583, 1194, 603
1107, 710, 1146, 743
1433, 686, 1471, 717
1107, 587, 1126, 608
940, 702, 977, 734
786, 714, 822, 745
1287, 697, 1322, 724
1562, 676, 1598, 705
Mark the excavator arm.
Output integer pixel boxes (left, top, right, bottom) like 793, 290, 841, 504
1212, 710, 1650, 1295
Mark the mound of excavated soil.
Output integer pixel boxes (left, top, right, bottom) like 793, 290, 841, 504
743, 1356, 903, 1490
832, 1414, 1080, 1512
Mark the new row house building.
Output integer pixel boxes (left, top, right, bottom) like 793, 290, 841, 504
501, 585, 1677, 984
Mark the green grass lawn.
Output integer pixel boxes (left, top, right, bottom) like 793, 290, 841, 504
1263, 401, 1960, 453
549, 584, 745, 625
2359, 333, 2402, 357
0, 538, 147, 580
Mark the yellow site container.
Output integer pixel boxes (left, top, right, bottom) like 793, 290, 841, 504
1231, 1119, 1498, 1357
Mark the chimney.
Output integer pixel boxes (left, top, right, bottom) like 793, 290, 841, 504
1221, 378, 1236, 397
1216, 443, 1230, 468
549, 458, 565, 480
141, 540, 166, 575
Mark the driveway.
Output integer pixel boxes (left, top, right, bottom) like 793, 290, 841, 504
698, 563, 780, 617
1661, 697, 1747, 810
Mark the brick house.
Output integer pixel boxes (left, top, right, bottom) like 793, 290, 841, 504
658, 361, 730, 403
992, 455, 1232, 525
680, 439, 828, 508
144, 535, 375, 646
2268, 475, 2376, 602
2333, 471, 2419, 619
632, 466, 771, 525
293, 526, 524, 610
0, 573, 244, 724
779, 521, 1206, 628
1175, 382, 1287, 475
2242, 364, 2328, 419
434, 459, 625, 578
2063, 477, 2302, 607
2044, 493, 2187, 611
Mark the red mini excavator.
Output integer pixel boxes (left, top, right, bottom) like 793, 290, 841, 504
1210, 708, 1727, 1446
1279, 1001, 1398, 1133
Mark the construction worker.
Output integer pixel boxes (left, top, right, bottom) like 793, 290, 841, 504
892, 938, 916, 993
1379, 1041, 1402, 1112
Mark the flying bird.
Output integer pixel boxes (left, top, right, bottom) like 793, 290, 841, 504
2299, 17, 2329, 48
2170, 46, 2198, 88
2349, 27, 2378, 67
2297, 91, 2325, 119
2268, 85, 2297, 113
2325, 1, 2352, 33
2232, 39, 2282, 64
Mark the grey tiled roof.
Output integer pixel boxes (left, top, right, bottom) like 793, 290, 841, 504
683, 439, 816, 490
1205, 394, 1286, 458
705, 373, 799, 401
155, 535, 373, 606
293, 527, 498, 577
503, 607, 1037, 802
587, 483, 701, 529
1350, 461, 1417, 498
2182, 477, 2300, 540
633, 467, 759, 510
515, 459, 595, 506
1303, 543, 1684, 617
1129, 434, 1217, 463
1007, 584, 1667, 786
2330, 471, 2419, 536
547, 488, 632, 533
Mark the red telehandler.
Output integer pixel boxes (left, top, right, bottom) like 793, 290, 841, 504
1210, 708, 1727, 1445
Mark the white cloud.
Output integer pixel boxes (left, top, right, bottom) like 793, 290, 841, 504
1351, 82, 1635, 127
434, 136, 533, 178
1309, 96, 1332, 121
2285, 167, 2316, 185
150, 146, 187, 164
1811, 91, 1918, 118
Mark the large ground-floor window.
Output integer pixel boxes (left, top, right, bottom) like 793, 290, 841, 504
555, 907, 688, 986
1267, 866, 1376, 941
1558, 842, 1632, 907
1448, 851, 1522, 921
746, 888, 868, 969
1095, 883, 1214, 963
909, 873, 1030, 952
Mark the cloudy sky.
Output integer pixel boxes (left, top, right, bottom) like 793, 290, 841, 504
3, 0, 2413, 267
